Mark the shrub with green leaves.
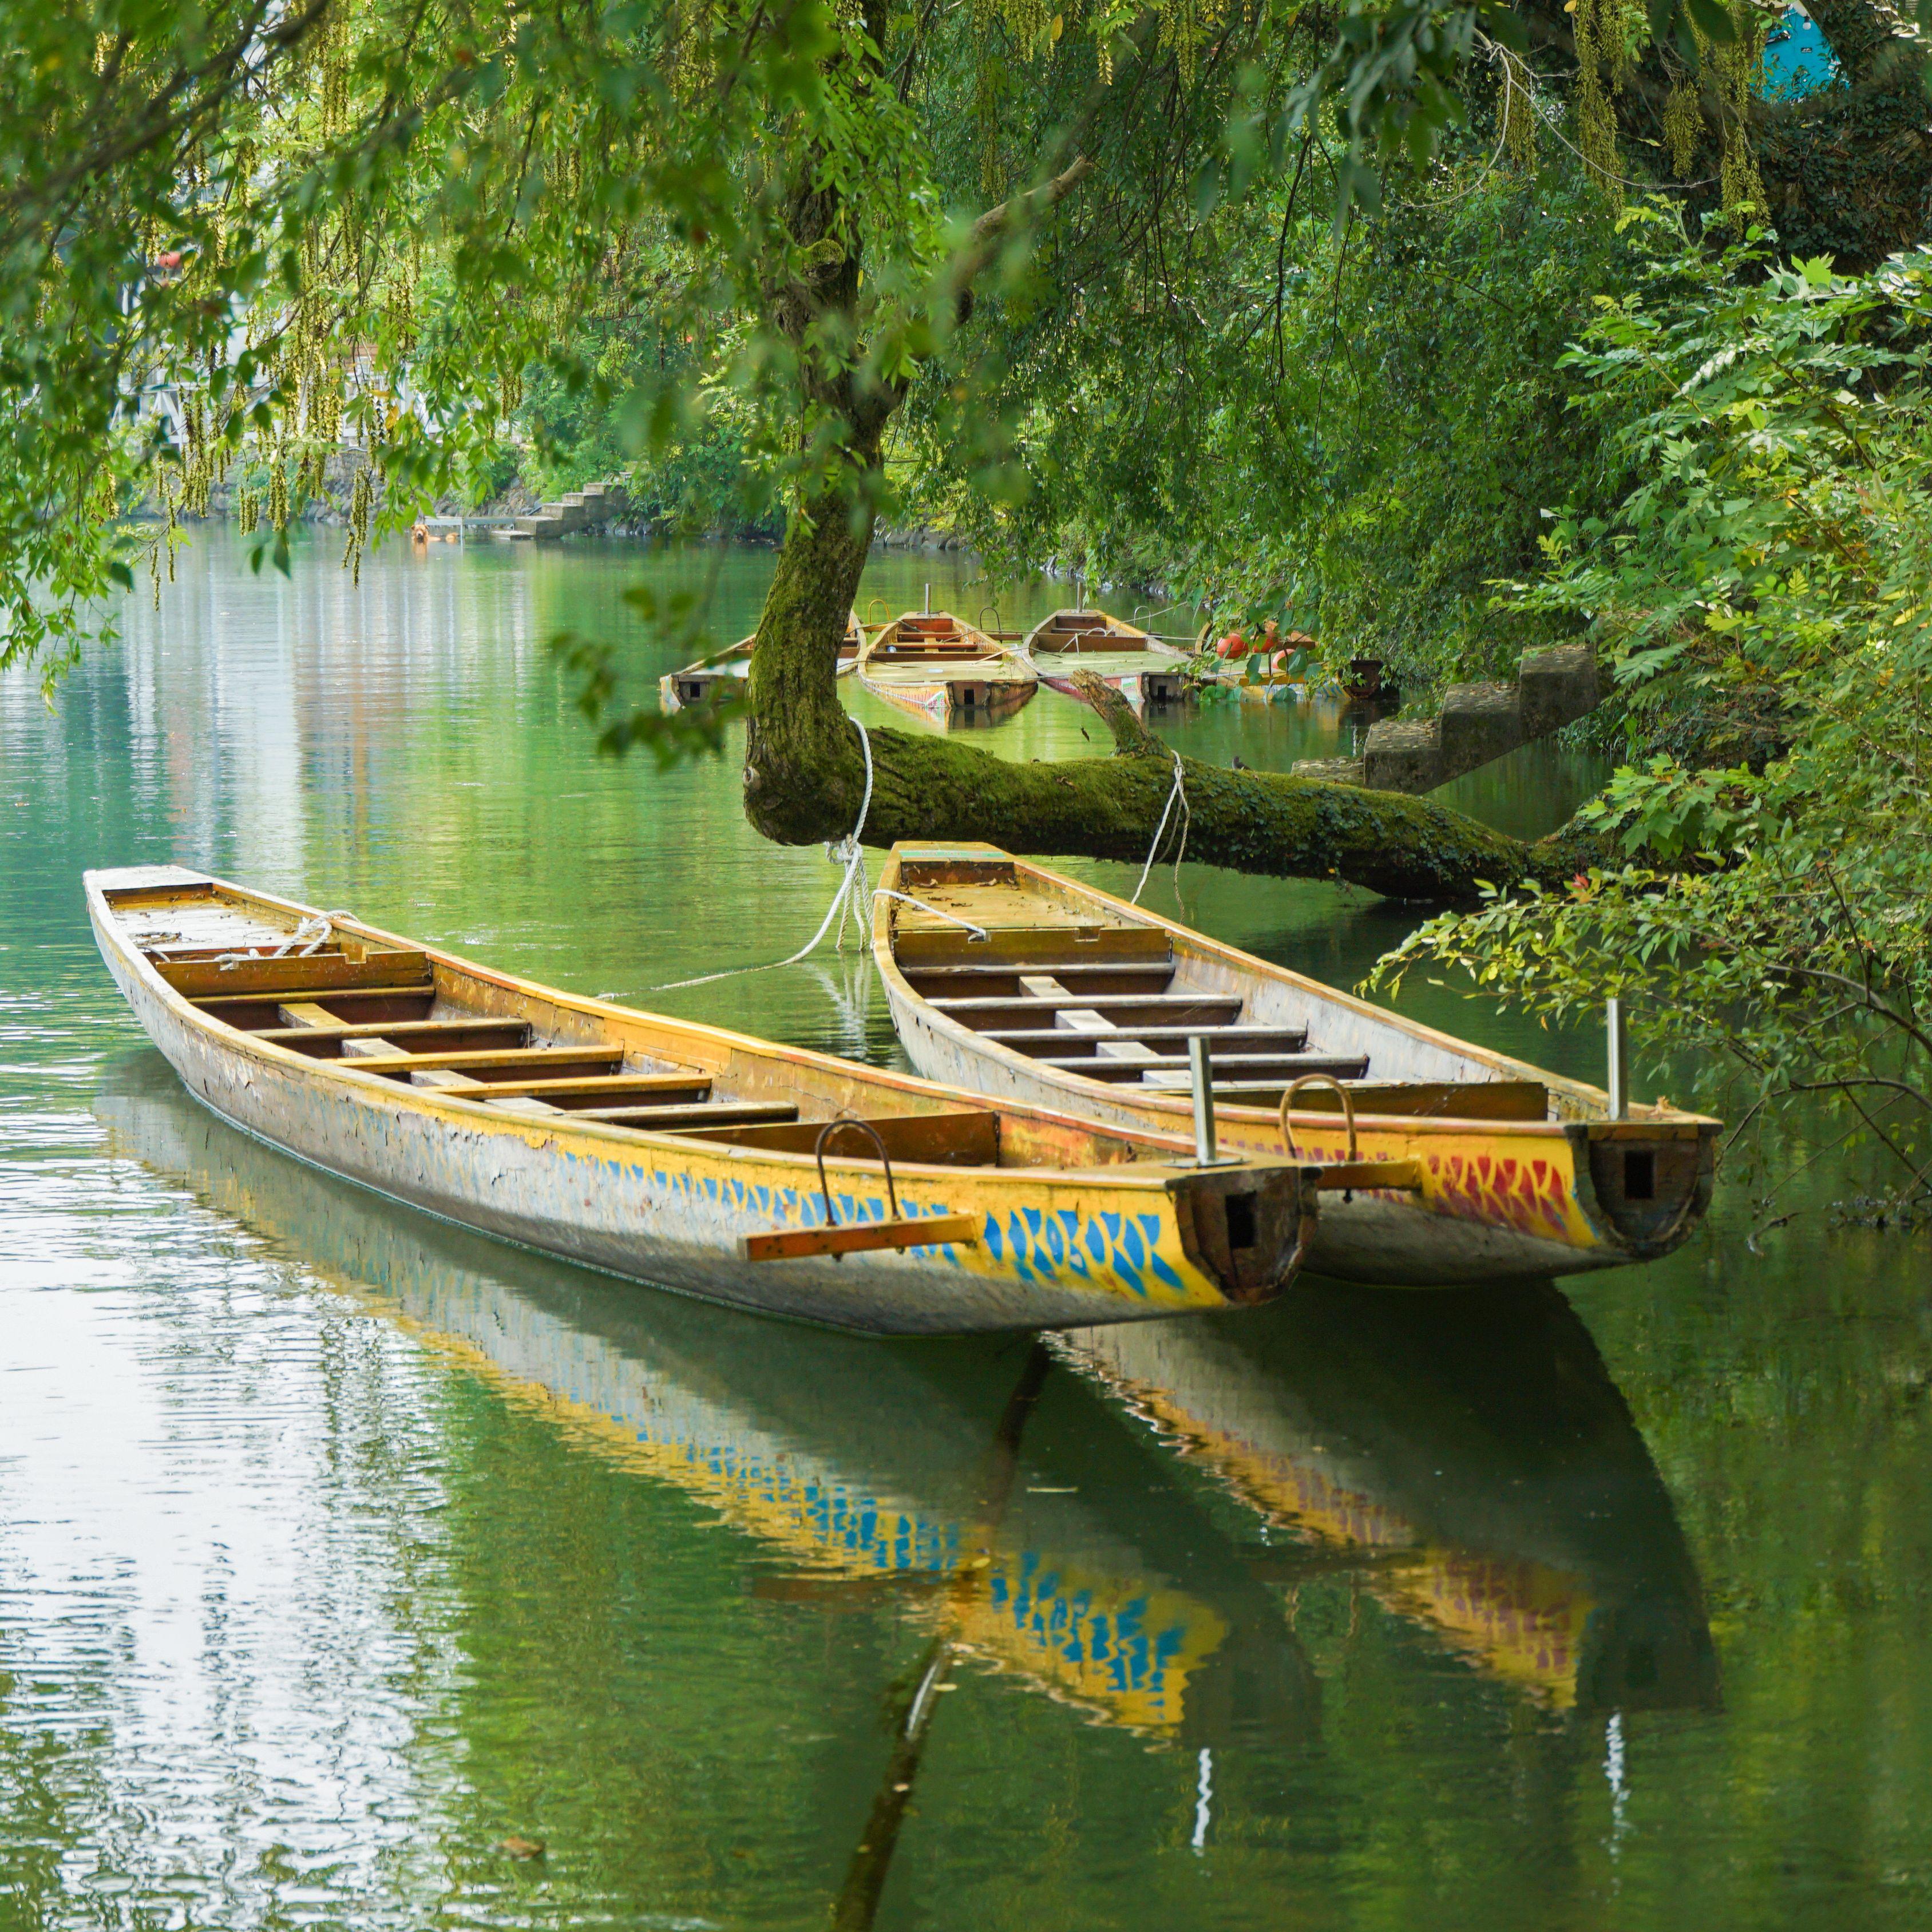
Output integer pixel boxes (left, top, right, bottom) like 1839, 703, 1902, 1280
1373, 215, 1932, 1203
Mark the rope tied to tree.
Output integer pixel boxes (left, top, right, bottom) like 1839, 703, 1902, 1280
652, 721, 877, 990
1131, 752, 1190, 905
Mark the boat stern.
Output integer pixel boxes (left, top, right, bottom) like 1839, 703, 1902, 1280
1571, 1119, 1717, 1262
1170, 1162, 1323, 1304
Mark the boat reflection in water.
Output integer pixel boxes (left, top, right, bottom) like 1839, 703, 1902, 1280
1063, 1280, 1720, 1717
97, 1052, 1714, 1749
94, 1055, 1312, 1748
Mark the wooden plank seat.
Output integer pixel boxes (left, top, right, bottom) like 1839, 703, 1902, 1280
190, 986, 439, 1028
394, 1067, 776, 1133
900, 961, 1177, 997
979, 1024, 1311, 1057
929, 994, 1244, 1028
576, 1102, 802, 1130
436, 1073, 715, 1104
674, 1110, 998, 1165
1145, 1077, 1551, 1121
1040, 1051, 1373, 1083
160, 950, 433, 1000
337, 1044, 625, 1079
255, 1019, 532, 1054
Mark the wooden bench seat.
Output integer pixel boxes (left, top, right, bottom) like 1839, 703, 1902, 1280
444, 1072, 715, 1104
900, 961, 1176, 997
337, 1044, 625, 1079
1153, 1078, 1551, 1121
1044, 1051, 1373, 1083
979, 1024, 1310, 1057
160, 951, 433, 999
255, 1018, 531, 1054
673, 1111, 998, 1165
191, 986, 439, 1029
929, 994, 1244, 1028
575, 1101, 803, 1130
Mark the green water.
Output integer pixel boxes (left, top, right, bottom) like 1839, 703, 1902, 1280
2, 529, 1928, 1930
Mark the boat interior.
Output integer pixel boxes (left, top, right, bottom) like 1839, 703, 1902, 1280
103, 876, 1168, 1174
1027, 611, 1155, 653
885, 852, 1573, 1125
862, 613, 1036, 716
865, 615, 1024, 674
1026, 611, 1190, 700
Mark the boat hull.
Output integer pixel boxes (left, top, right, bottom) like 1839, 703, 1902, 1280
88, 869, 1315, 1335
858, 672, 1036, 726
1034, 664, 1190, 708
882, 976, 1642, 1284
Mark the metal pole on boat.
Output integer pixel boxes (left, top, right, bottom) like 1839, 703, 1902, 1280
1189, 1036, 1220, 1165
924, 583, 931, 614
1606, 997, 1629, 1118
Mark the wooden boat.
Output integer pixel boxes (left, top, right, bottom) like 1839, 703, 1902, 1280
1063, 1283, 1717, 1716
95, 1056, 1314, 1741
659, 611, 864, 712
871, 843, 1720, 1287
1021, 609, 1193, 707
86, 863, 1342, 1336
856, 612, 1037, 725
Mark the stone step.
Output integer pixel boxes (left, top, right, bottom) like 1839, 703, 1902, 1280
1291, 643, 1598, 795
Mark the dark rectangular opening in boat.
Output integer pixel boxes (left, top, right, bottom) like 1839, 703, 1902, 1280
1224, 1192, 1257, 1251
1624, 1149, 1656, 1201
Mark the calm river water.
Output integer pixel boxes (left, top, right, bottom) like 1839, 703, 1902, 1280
2, 530, 1929, 1931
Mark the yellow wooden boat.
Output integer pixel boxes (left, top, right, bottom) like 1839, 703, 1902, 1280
659, 611, 864, 712
871, 843, 1719, 1287
86, 863, 1343, 1335
857, 612, 1038, 725
1021, 608, 1194, 707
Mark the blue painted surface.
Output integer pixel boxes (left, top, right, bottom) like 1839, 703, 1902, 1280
1760, 5, 1839, 98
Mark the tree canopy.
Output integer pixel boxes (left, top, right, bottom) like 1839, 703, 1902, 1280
4, 0, 1930, 1191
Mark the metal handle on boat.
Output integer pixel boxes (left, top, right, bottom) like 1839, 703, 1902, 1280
1278, 1075, 1358, 1162
814, 1114, 900, 1227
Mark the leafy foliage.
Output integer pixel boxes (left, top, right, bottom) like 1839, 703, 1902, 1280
1372, 219, 1932, 1199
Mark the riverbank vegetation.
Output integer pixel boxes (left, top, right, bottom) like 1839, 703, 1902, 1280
2, 0, 1928, 1193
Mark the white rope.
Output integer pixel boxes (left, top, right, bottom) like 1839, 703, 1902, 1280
1131, 753, 1190, 905
654, 722, 876, 991
872, 889, 989, 942
213, 910, 355, 970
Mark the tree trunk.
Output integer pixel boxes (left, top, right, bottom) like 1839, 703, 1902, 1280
742, 474, 879, 847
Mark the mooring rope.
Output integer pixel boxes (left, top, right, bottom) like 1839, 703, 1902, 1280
1130, 752, 1190, 905
871, 889, 989, 943
652, 722, 877, 990
213, 910, 355, 970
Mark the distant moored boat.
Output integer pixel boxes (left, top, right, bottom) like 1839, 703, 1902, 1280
659, 609, 864, 712
1021, 608, 1195, 708
856, 611, 1038, 725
